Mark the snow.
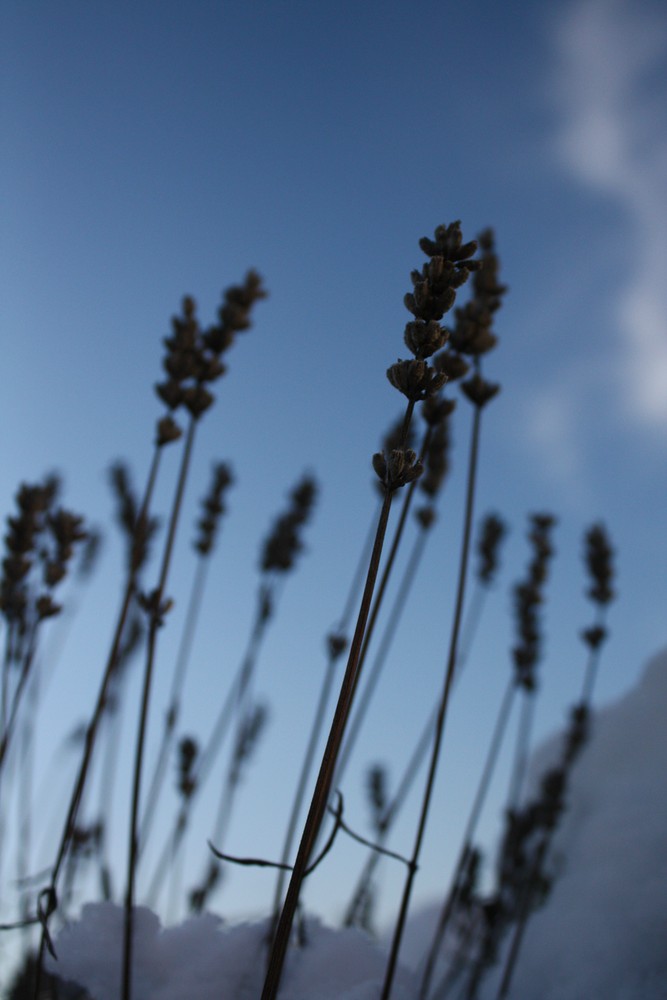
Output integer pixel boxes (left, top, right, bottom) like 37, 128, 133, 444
49, 649, 667, 999
51, 906, 418, 1000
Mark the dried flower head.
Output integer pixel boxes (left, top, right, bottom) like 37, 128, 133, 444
327, 631, 348, 660
460, 374, 501, 409
260, 475, 318, 573
194, 462, 234, 556
419, 417, 451, 500
476, 513, 508, 585
155, 272, 266, 424
449, 228, 506, 358
372, 448, 423, 491
386, 359, 447, 401
512, 513, 557, 690
583, 523, 615, 606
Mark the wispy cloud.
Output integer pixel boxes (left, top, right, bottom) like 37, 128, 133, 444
552, 0, 667, 430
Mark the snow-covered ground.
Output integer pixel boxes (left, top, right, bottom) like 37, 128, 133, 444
50, 648, 667, 999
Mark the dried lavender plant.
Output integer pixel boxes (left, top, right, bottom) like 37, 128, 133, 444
381, 227, 503, 1000
121, 273, 266, 1000
263, 222, 479, 1000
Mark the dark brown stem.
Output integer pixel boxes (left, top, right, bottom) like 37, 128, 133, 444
381, 403, 482, 1000
269, 647, 340, 942
261, 486, 395, 1000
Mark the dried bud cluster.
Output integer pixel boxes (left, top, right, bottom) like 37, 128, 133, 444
155, 271, 266, 434
476, 513, 508, 584
449, 229, 506, 358
177, 736, 198, 799
109, 462, 159, 574
460, 373, 501, 409
366, 764, 388, 835
230, 703, 268, 787
327, 631, 348, 660
433, 350, 470, 382
419, 417, 451, 500
260, 475, 318, 573
1, 478, 87, 645
372, 448, 423, 491
512, 514, 557, 691
386, 359, 447, 402
583, 523, 615, 606
374, 415, 417, 496
194, 463, 234, 556
387, 222, 479, 407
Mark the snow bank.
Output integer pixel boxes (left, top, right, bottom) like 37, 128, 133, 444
50, 904, 419, 1000
50, 649, 667, 999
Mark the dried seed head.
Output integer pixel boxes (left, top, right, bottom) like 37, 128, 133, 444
373, 448, 423, 491
421, 394, 456, 427
433, 350, 470, 382
182, 385, 215, 419
583, 523, 615, 606
460, 374, 501, 408
194, 462, 234, 556
419, 419, 451, 499
155, 379, 185, 411
366, 764, 388, 834
156, 415, 183, 447
512, 513, 557, 690
403, 320, 449, 359
476, 513, 508, 584
449, 228, 506, 358
386, 359, 447, 401
581, 624, 607, 650
327, 632, 348, 660
260, 475, 318, 573
415, 505, 437, 531
418, 222, 479, 267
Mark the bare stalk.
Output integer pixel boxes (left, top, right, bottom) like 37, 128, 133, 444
122, 416, 196, 1000
381, 402, 482, 1000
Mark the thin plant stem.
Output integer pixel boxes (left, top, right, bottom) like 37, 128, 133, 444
139, 555, 210, 857
144, 582, 275, 908
269, 495, 393, 941
268, 648, 339, 939
34, 445, 162, 999
381, 403, 482, 1000
261, 481, 397, 1000
336, 523, 429, 787
506, 691, 535, 812
420, 677, 515, 998
580, 607, 607, 706
122, 416, 197, 1000
343, 701, 437, 926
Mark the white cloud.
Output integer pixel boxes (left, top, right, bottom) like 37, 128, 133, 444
552, 0, 667, 429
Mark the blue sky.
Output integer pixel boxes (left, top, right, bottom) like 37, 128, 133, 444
1, 0, 666, 958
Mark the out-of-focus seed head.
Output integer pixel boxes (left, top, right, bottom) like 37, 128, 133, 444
583, 523, 615, 606
461, 374, 501, 409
